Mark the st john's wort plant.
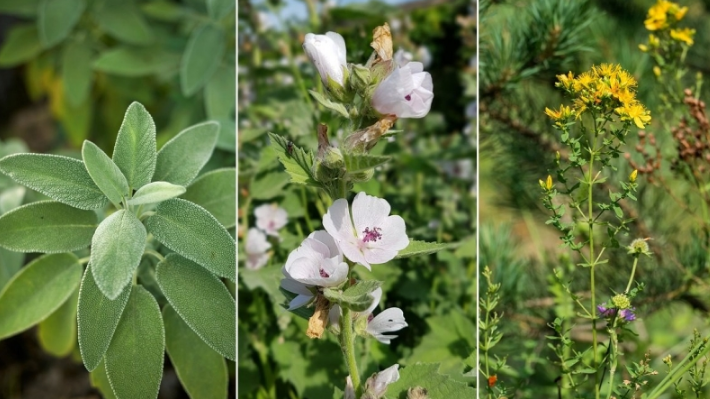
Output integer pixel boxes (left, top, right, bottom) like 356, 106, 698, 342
0, 102, 236, 399
266, 23, 475, 398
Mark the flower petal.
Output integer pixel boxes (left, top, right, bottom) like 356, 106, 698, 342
366, 307, 407, 344
352, 192, 391, 235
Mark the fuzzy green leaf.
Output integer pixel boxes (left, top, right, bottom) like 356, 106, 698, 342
38, 0, 85, 48
146, 199, 235, 281
93, 0, 154, 45
0, 201, 98, 253
0, 24, 42, 67
105, 285, 164, 399
206, 0, 234, 20
163, 304, 228, 399
343, 153, 391, 173
180, 24, 225, 96
0, 186, 25, 214
205, 65, 235, 119
181, 168, 236, 228
395, 240, 459, 259
0, 253, 82, 339
93, 46, 180, 77
157, 254, 236, 360
77, 265, 131, 372
89, 361, 117, 399
0, 153, 109, 210
308, 90, 349, 118
268, 133, 318, 186
0, 248, 23, 291
112, 102, 156, 190
38, 285, 79, 357
153, 121, 219, 186
386, 363, 476, 398
82, 141, 130, 205
90, 210, 147, 300
127, 181, 186, 206
62, 41, 93, 106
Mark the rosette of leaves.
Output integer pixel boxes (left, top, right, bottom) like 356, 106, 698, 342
0, 102, 236, 399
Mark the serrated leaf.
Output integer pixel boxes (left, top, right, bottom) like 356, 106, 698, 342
38, 285, 79, 357
207, 0, 234, 20
180, 24, 225, 96
157, 254, 236, 360
38, 0, 85, 48
93, 46, 180, 77
0, 24, 42, 67
343, 153, 391, 173
395, 240, 459, 259
90, 210, 147, 299
309, 90, 349, 118
268, 133, 318, 186
386, 363, 476, 398
181, 168, 235, 228
90, 361, 118, 399
127, 181, 185, 206
145, 198, 235, 281
105, 286, 164, 399
0, 253, 82, 339
62, 41, 93, 106
163, 304, 228, 399
82, 141, 130, 205
112, 102, 157, 190
77, 265, 131, 372
93, 0, 154, 45
0, 201, 97, 253
0, 153, 109, 210
323, 288, 373, 312
153, 121, 219, 186
205, 65, 235, 119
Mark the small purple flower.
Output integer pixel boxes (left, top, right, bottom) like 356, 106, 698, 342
619, 308, 636, 321
597, 303, 636, 322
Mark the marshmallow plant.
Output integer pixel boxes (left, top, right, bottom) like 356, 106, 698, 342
0, 102, 236, 399
269, 24, 472, 398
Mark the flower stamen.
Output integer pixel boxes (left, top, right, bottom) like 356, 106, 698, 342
362, 227, 383, 243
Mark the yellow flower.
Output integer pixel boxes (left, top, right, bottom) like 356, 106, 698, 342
670, 28, 695, 45
649, 34, 660, 48
546, 175, 553, 190
545, 105, 573, 121
672, 5, 688, 21
620, 103, 652, 129
629, 169, 638, 182
653, 66, 662, 77
639, 44, 649, 52
644, 0, 672, 31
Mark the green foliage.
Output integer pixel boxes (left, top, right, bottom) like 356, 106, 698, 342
181, 168, 236, 229
38, 285, 79, 357
154, 121, 220, 186
180, 25, 226, 96
112, 102, 157, 190
82, 140, 130, 206
386, 363, 477, 398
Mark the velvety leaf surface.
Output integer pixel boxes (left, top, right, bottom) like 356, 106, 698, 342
206, 0, 234, 20
93, 0, 154, 45
112, 102, 156, 190
153, 121, 219, 186
38, 285, 79, 357
180, 24, 225, 96
0, 24, 42, 67
0, 153, 108, 210
89, 360, 118, 399
82, 141, 130, 205
0, 201, 97, 253
157, 254, 235, 360
204, 65, 235, 119
38, 0, 85, 48
0, 253, 82, 339
181, 168, 235, 228
93, 46, 180, 77
127, 181, 185, 206
0, 247, 23, 291
62, 41, 93, 106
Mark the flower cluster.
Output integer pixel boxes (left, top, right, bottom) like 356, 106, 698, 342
546, 64, 652, 129
598, 294, 637, 322
639, 0, 695, 61
244, 203, 288, 269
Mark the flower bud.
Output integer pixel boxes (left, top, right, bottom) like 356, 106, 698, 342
303, 32, 348, 87
546, 175, 553, 190
344, 115, 397, 153
629, 169, 638, 182
371, 62, 433, 118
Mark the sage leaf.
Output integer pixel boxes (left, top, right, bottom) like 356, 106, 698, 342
127, 181, 185, 206
0, 201, 97, 253
38, 0, 85, 48
0, 253, 82, 339
180, 24, 225, 96
38, 285, 79, 357
90, 210, 147, 300
157, 254, 236, 360
163, 304, 228, 399
206, 0, 234, 20
62, 41, 93, 106
146, 199, 235, 281
77, 265, 131, 372
0, 24, 42, 67
112, 102, 156, 190
105, 285, 164, 399
204, 65, 235, 119
0, 153, 108, 210
181, 168, 235, 228
0, 247, 23, 291
93, 46, 180, 77
89, 361, 118, 399
93, 0, 154, 45
82, 141, 130, 205
153, 121, 219, 186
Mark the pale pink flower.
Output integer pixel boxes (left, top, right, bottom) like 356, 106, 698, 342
303, 32, 347, 86
254, 203, 288, 238
365, 364, 400, 397
328, 288, 408, 344
371, 62, 433, 118
245, 228, 271, 270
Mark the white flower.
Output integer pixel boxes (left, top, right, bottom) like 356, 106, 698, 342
364, 288, 407, 344
303, 32, 347, 86
371, 62, 433, 118
394, 48, 413, 66
254, 203, 288, 238
280, 231, 349, 309
365, 364, 400, 398
245, 228, 271, 270
323, 192, 408, 270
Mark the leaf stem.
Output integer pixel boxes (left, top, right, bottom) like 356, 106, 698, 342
340, 305, 362, 397
625, 257, 639, 294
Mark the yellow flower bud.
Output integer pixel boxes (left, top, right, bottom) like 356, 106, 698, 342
653, 66, 661, 77
630, 169, 638, 182
546, 175, 553, 190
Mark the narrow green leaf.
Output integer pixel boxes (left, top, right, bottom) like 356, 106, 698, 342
268, 132, 318, 186
181, 168, 235, 228
394, 240, 459, 259
0, 201, 98, 253
163, 304, 228, 399
145, 199, 235, 281
0, 248, 23, 291
127, 181, 185, 206
93, 46, 180, 77
90, 210, 147, 300
153, 121, 219, 186
62, 41, 93, 107
90, 361, 118, 399
207, 0, 234, 20
204, 65, 235, 119
82, 141, 130, 205
343, 153, 391, 173
0, 153, 108, 210
77, 265, 131, 372
112, 102, 157, 190
93, 0, 154, 45
38, 0, 85, 48
309, 90, 349, 118
105, 285, 164, 399
0, 253, 82, 339
157, 254, 236, 360
180, 24, 225, 96
38, 285, 79, 357
0, 24, 42, 67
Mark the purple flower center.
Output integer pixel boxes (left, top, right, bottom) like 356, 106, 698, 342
320, 268, 330, 278
367, 313, 374, 323
362, 227, 383, 243
405, 94, 412, 101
